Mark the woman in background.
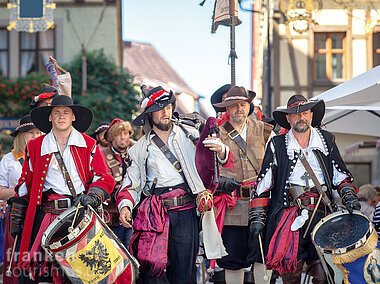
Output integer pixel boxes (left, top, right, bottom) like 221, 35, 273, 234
0, 114, 40, 283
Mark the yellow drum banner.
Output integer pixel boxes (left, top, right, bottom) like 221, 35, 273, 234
66, 227, 123, 284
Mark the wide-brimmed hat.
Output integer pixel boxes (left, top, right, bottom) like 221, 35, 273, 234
10, 114, 37, 137
272, 94, 325, 129
30, 84, 59, 109
31, 95, 93, 133
132, 86, 176, 126
211, 85, 255, 115
89, 122, 110, 139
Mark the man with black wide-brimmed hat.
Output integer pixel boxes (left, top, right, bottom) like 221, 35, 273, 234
11, 95, 115, 283
116, 86, 227, 283
210, 85, 274, 283
248, 95, 360, 283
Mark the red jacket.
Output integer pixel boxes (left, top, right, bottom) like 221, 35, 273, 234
15, 133, 115, 260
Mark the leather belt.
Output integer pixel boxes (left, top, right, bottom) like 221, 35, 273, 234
288, 185, 311, 200
161, 195, 194, 208
235, 186, 252, 199
289, 197, 326, 215
42, 198, 72, 214
289, 197, 316, 207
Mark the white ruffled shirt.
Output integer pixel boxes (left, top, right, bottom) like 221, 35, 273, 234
0, 152, 22, 188
256, 127, 349, 196
18, 128, 88, 197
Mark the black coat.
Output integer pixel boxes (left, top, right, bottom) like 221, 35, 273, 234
247, 129, 353, 263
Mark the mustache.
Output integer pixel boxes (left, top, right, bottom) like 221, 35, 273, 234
234, 111, 245, 116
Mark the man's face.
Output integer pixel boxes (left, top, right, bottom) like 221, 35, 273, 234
49, 106, 75, 132
226, 101, 250, 124
112, 130, 130, 152
38, 98, 54, 107
286, 110, 313, 133
151, 104, 173, 131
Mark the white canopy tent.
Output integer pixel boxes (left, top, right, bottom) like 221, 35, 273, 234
315, 65, 380, 107
313, 66, 380, 137
322, 105, 380, 137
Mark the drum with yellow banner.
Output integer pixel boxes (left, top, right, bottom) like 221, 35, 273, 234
42, 206, 139, 284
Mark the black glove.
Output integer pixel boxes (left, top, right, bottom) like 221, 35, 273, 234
216, 176, 240, 194
249, 206, 266, 237
340, 186, 361, 214
75, 187, 110, 208
9, 197, 28, 238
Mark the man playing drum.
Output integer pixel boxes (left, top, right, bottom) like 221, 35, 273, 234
248, 94, 361, 283
117, 86, 227, 283
11, 95, 114, 283
209, 85, 273, 283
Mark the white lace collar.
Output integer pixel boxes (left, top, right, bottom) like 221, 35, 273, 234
285, 127, 329, 159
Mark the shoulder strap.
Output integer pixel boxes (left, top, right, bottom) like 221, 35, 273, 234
313, 149, 334, 198
263, 122, 273, 143
54, 151, 77, 198
151, 130, 186, 180
223, 121, 260, 174
299, 151, 334, 212
102, 147, 122, 182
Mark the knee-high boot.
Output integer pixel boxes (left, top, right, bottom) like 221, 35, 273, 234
225, 268, 245, 284
280, 260, 304, 284
307, 260, 327, 284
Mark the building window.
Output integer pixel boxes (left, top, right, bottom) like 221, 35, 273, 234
19, 29, 55, 76
373, 32, 380, 67
0, 28, 9, 77
314, 32, 346, 82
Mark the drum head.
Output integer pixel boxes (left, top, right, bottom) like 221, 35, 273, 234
49, 209, 86, 243
42, 206, 88, 248
313, 211, 369, 252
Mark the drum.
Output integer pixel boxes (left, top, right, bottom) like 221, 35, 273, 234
311, 210, 378, 284
42, 206, 139, 284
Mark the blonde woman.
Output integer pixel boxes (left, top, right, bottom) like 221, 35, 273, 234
0, 114, 41, 199
0, 114, 40, 283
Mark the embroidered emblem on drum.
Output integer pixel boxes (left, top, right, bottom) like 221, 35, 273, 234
364, 248, 380, 283
78, 239, 111, 275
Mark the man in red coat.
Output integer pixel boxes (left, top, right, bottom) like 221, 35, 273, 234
11, 95, 115, 283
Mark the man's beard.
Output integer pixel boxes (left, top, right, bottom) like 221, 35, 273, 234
153, 120, 171, 131
231, 113, 247, 124
293, 120, 310, 133
114, 143, 128, 152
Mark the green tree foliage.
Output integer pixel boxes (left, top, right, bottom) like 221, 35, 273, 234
0, 73, 49, 117
65, 49, 140, 132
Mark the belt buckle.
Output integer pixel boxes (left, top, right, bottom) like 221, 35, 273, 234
54, 198, 71, 209
239, 185, 250, 200
227, 130, 239, 140
173, 197, 178, 207
107, 159, 119, 168
172, 161, 182, 173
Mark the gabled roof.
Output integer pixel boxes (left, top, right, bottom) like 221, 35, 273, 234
123, 41, 199, 99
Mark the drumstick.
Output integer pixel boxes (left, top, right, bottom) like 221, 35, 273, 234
69, 204, 83, 232
258, 234, 269, 282
241, 176, 258, 183
6, 235, 18, 277
303, 194, 323, 238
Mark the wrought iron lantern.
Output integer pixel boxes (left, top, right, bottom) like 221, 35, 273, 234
279, 0, 322, 34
